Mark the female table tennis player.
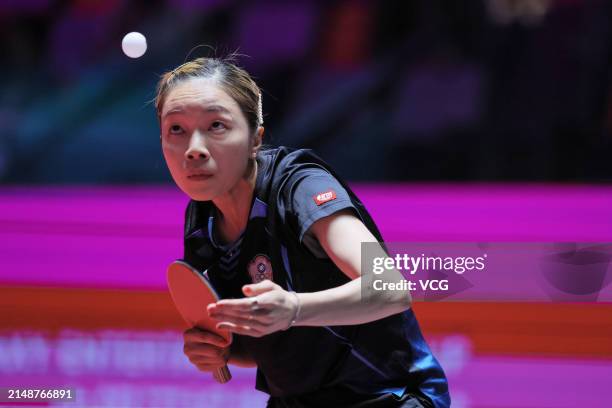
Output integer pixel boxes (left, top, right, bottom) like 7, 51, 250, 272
155, 55, 450, 408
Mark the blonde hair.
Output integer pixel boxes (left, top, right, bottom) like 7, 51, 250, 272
155, 56, 264, 132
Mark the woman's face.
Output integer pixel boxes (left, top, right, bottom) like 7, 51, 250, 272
160, 78, 255, 201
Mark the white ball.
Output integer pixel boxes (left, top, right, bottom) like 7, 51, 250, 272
122, 32, 147, 58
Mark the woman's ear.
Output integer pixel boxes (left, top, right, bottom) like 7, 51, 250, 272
252, 126, 264, 158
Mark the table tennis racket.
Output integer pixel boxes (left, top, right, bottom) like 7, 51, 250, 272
166, 260, 232, 383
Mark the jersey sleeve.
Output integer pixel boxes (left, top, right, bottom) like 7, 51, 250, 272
280, 168, 358, 245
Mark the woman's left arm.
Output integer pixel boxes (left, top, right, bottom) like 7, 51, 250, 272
208, 209, 412, 337
291, 208, 412, 326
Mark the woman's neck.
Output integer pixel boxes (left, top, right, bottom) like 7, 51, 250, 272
211, 161, 258, 244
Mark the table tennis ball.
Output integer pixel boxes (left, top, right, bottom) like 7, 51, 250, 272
122, 32, 147, 58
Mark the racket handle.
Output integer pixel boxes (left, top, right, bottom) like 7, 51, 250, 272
213, 365, 232, 383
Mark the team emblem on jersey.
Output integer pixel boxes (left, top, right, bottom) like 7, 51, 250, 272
248, 254, 273, 283
313, 189, 337, 205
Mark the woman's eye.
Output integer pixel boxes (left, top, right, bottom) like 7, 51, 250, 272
210, 121, 226, 131
169, 125, 184, 134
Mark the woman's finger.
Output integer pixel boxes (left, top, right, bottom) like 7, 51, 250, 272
213, 297, 261, 311
216, 322, 267, 337
213, 314, 272, 329
211, 310, 276, 327
183, 343, 226, 358
242, 280, 279, 296
209, 306, 269, 320
183, 327, 229, 347
188, 354, 223, 365
191, 358, 226, 371
212, 293, 277, 312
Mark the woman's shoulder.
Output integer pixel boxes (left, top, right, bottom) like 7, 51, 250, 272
258, 146, 338, 185
259, 145, 327, 164
256, 146, 347, 212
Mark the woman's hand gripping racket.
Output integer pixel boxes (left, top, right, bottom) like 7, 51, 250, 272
166, 260, 232, 383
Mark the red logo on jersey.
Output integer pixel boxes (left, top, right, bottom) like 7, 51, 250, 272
248, 254, 273, 283
313, 190, 337, 205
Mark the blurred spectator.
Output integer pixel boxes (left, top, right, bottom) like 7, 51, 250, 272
0, 0, 610, 183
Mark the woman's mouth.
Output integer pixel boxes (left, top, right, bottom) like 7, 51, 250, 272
187, 173, 213, 181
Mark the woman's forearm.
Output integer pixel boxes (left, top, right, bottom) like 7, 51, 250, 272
294, 275, 411, 327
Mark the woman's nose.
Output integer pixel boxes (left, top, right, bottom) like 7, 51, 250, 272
186, 149, 208, 160
185, 132, 209, 160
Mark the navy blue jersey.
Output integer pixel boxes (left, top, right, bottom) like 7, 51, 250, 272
182, 147, 450, 408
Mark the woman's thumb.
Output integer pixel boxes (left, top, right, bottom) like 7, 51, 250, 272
243, 279, 276, 297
